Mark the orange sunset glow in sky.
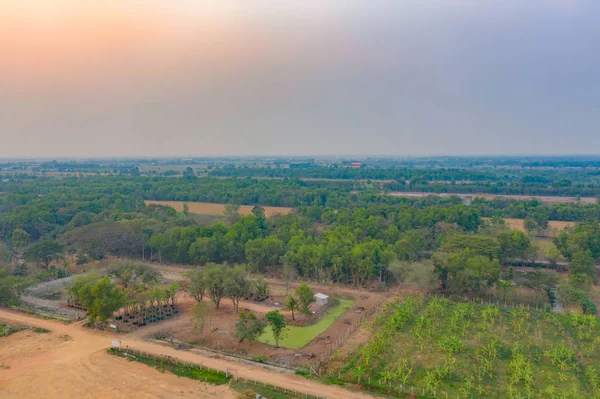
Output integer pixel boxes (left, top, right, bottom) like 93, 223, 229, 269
1, 1, 598, 157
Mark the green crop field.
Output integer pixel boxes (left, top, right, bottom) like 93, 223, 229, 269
258, 299, 354, 349
328, 295, 600, 399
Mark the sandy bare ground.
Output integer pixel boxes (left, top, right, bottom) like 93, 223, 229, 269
0, 309, 379, 399
389, 191, 597, 204
144, 201, 292, 218
0, 323, 234, 399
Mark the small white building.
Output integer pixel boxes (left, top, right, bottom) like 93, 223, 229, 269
314, 293, 329, 306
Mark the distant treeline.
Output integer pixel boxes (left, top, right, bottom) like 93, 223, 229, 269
1, 176, 600, 245
208, 166, 600, 197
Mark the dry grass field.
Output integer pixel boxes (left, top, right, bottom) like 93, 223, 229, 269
144, 201, 293, 218
502, 218, 575, 236
482, 217, 574, 237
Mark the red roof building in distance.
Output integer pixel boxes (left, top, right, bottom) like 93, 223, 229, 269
350, 162, 363, 169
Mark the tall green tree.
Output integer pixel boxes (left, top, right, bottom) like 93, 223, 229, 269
284, 295, 300, 320
24, 240, 63, 269
187, 268, 207, 302
569, 250, 596, 288
265, 310, 288, 348
10, 228, 30, 250
148, 233, 168, 263
446, 249, 500, 294
497, 230, 535, 263
189, 237, 217, 265
235, 310, 266, 343
440, 234, 500, 259
191, 301, 211, 334
225, 265, 250, 311
223, 204, 241, 225
296, 283, 315, 315
433, 249, 500, 294
0, 269, 31, 306
76, 276, 126, 324
205, 265, 227, 309
0, 242, 12, 265
245, 236, 284, 271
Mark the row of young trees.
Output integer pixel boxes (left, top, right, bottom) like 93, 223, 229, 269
67, 261, 181, 324
186, 264, 257, 310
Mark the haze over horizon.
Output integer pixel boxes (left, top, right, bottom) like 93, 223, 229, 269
1, 1, 599, 158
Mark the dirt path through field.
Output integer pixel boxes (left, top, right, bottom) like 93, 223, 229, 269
0, 309, 379, 399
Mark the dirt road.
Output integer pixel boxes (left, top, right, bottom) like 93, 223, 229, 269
388, 191, 597, 205
0, 309, 378, 399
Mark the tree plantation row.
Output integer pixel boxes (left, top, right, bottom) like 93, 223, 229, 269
66, 260, 317, 349
329, 295, 600, 399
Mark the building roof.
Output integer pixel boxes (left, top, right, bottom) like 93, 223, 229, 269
314, 293, 329, 299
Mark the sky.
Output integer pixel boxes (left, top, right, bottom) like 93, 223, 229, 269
1, 0, 599, 158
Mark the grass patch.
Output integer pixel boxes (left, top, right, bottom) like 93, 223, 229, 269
0, 323, 22, 337
257, 299, 354, 349
0, 323, 50, 337
107, 348, 230, 385
533, 238, 559, 261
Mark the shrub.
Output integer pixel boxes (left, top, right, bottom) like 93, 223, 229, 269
580, 298, 598, 315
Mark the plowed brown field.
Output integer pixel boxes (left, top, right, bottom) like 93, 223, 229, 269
145, 201, 292, 218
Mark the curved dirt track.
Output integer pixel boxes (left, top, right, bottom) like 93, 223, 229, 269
0, 317, 234, 399
0, 309, 378, 399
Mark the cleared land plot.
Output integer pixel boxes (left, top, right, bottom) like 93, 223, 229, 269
143, 264, 385, 368
145, 200, 293, 218
389, 191, 597, 204
258, 299, 354, 349
0, 321, 235, 399
0, 309, 374, 399
502, 218, 574, 236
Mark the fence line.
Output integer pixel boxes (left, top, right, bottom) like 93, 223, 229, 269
423, 291, 549, 313
113, 348, 328, 399
327, 369, 466, 399
314, 290, 392, 372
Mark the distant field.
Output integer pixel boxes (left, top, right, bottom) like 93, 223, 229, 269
389, 191, 597, 204
144, 200, 293, 218
482, 217, 574, 237
503, 218, 575, 236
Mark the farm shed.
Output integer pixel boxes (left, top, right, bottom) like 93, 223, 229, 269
314, 293, 329, 306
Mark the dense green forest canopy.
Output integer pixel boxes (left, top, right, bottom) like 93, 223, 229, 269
0, 170, 598, 299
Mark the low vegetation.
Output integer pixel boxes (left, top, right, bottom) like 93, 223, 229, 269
0, 323, 49, 337
330, 295, 600, 399
107, 348, 230, 385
